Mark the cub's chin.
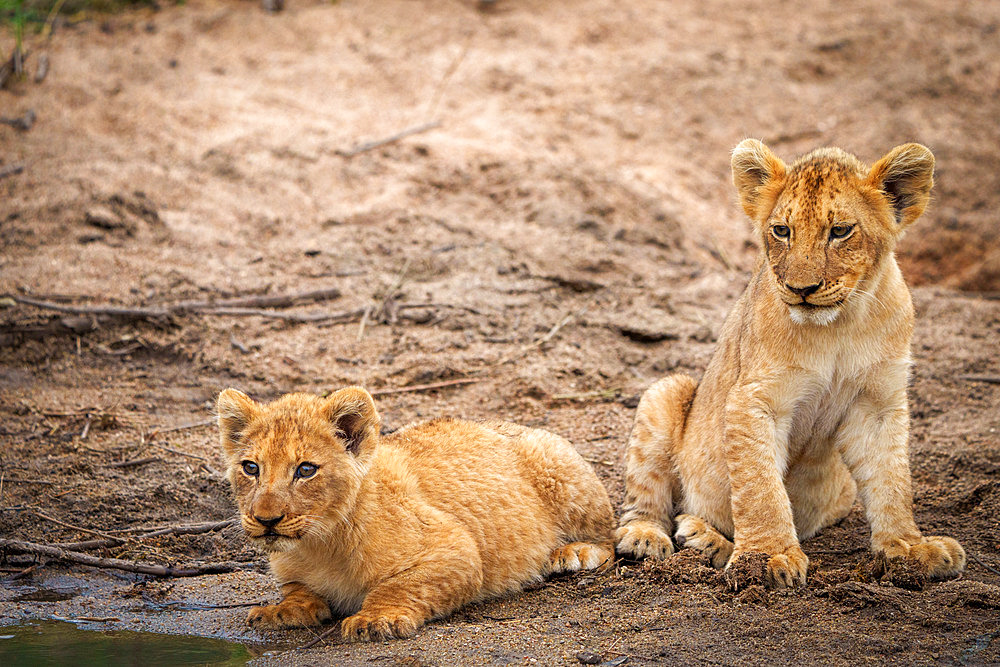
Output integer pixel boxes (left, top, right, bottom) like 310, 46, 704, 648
787, 303, 841, 327
253, 534, 299, 553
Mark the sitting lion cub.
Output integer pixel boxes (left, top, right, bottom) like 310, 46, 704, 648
216, 386, 614, 640
616, 140, 965, 587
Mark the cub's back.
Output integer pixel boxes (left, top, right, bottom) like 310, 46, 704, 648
379, 418, 613, 596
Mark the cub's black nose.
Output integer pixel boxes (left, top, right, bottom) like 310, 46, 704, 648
254, 515, 284, 530
786, 282, 821, 298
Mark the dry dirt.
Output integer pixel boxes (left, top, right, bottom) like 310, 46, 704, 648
2, 0, 999, 664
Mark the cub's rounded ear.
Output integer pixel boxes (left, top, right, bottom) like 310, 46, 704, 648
866, 143, 934, 229
216, 388, 259, 456
324, 386, 380, 457
731, 139, 788, 223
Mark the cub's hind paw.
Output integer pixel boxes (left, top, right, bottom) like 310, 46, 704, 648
341, 608, 420, 642
547, 541, 613, 574
882, 535, 966, 579
674, 514, 733, 569
615, 520, 674, 560
247, 599, 331, 629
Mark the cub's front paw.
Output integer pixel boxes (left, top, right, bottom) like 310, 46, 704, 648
247, 599, 331, 629
674, 514, 733, 569
881, 535, 966, 579
341, 608, 421, 642
615, 520, 673, 560
726, 546, 808, 590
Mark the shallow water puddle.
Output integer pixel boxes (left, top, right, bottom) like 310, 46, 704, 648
0, 621, 252, 666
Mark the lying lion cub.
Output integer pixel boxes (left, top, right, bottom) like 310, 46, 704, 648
616, 140, 966, 587
216, 386, 614, 640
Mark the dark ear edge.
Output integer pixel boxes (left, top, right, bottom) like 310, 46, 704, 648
325, 387, 380, 456
866, 143, 935, 229
216, 388, 259, 457
731, 139, 788, 222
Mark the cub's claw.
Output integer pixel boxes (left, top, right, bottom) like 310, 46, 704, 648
674, 514, 733, 569
341, 608, 420, 642
615, 520, 674, 560
882, 535, 966, 579
764, 546, 808, 588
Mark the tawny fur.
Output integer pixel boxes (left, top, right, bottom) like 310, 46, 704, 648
616, 140, 965, 588
216, 387, 614, 641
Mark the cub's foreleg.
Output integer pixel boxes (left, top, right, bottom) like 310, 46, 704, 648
724, 383, 808, 588
837, 367, 965, 579
616, 375, 697, 560
341, 549, 484, 642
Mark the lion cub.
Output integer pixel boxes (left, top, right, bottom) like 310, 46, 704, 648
216, 386, 614, 640
616, 140, 965, 587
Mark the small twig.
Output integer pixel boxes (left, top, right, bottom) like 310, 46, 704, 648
33, 510, 120, 541
2, 564, 38, 582
144, 599, 267, 611
0, 162, 25, 180
552, 388, 621, 401
153, 418, 215, 434
0, 538, 245, 577
230, 334, 250, 354
300, 623, 341, 650
52, 615, 121, 623
369, 378, 482, 396
336, 120, 442, 158
968, 551, 1000, 577
79, 418, 92, 440
1, 479, 56, 485
584, 457, 615, 467
150, 443, 208, 463
136, 519, 236, 540
493, 305, 588, 366
105, 456, 160, 469
959, 375, 1000, 385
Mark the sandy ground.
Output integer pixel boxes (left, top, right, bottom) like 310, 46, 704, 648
1, 0, 999, 664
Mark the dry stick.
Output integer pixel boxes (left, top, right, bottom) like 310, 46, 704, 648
106, 456, 161, 469
7, 287, 343, 319
0, 539, 241, 577
0, 162, 25, 180
370, 378, 481, 397
33, 511, 121, 541
358, 258, 413, 342
492, 305, 588, 367
150, 443, 208, 463
300, 624, 342, 650
336, 120, 442, 158
960, 375, 1000, 385
968, 551, 1000, 577
154, 418, 215, 434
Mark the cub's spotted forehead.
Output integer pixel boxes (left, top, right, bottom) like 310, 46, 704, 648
774, 149, 868, 221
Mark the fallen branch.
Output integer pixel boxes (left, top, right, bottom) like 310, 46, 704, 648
336, 120, 442, 158
0, 538, 244, 577
59, 518, 237, 551
370, 378, 481, 397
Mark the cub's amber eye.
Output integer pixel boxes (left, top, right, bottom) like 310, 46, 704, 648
295, 462, 318, 479
830, 224, 853, 239
772, 225, 790, 239
241, 460, 259, 477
